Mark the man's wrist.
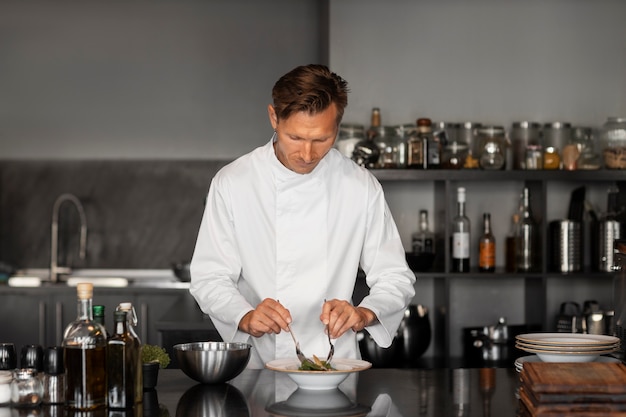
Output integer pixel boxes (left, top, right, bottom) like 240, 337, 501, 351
356, 306, 377, 327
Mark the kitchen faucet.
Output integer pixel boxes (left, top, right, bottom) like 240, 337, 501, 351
50, 193, 87, 283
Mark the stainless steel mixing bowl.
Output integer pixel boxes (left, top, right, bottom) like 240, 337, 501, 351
174, 341, 251, 384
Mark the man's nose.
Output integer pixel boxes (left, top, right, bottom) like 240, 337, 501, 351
301, 142, 313, 162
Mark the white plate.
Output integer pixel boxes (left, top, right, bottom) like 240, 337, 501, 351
515, 354, 621, 371
515, 340, 619, 352
265, 358, 372, 391
515, 343, 617, 360
516, 333, 620, 346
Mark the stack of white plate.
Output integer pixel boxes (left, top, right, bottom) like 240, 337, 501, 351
514, 333, 620, 370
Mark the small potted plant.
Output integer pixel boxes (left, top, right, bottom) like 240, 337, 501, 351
142, 344, 171, 390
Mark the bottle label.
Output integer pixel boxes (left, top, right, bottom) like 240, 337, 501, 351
452, 233, 470, 258
479, 242, 496, 268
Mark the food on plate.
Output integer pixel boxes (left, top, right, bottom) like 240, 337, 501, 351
298, 355, 335, 371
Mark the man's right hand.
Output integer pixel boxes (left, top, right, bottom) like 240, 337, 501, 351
238, 298, 292, 337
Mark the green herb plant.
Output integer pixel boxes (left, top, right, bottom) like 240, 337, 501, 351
141, 344, 171, 369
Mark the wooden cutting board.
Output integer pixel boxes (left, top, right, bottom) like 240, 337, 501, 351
521, 362, 626, 395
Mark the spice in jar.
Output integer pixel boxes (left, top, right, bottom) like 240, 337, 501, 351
543, 146, 561, 170
0, 371, 11, 405
525, 144, 543, 170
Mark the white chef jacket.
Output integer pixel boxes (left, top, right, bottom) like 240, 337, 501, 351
189, 136, 415, 369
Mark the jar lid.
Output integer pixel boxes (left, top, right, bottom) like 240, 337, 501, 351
459, 122, 482, 130
512, 121, 541, 129
0, 370, 12, 384
416, 118, 432, 127
477, 126, 505, 136
543, 122, 572, 129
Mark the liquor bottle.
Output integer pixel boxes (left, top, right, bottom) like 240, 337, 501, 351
451, 187, 471, 272
418, 118, 440, 169
352, 108, 381, 168
412, 210, 434, 255
62, 283, 107, 410
505, 213, 520, 272
116, 302, 142, 405
93, 305, 108, 338
517, 187, 538, 272
407, 119, 424, 169
107, 310, 139, 409
478, 213, 496, 272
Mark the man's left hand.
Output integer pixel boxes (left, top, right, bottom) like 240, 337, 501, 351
320, 299, 377, 339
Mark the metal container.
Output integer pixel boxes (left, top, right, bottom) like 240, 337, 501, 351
463, 319, 539, 367
591, 219, 623, 272
548, 220, 581, 272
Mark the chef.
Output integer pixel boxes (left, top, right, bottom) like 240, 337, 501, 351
189, 64, 415, 369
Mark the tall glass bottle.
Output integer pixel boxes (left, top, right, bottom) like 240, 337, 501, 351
478, 213, 496, 272
62, 283, 107, 410
93, 305, 108, 338
412, 210, 435, 255
505, 213, 520, 272
517, 188, 538, 272
451, 187, 471, 272
107, 310, 139, 409
116, 303, 142, 405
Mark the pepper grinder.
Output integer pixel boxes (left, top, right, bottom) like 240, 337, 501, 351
42, 347, 65, 404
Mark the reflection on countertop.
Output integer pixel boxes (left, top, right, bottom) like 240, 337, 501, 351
38, 367, 521, 417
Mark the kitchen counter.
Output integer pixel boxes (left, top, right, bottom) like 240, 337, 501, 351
32, 367, 523, 416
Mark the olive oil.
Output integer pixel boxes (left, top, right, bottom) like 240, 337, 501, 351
62, 283, 107, 410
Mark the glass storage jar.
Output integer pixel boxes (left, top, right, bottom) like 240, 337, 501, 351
601, 117, 626, 169
11, 368, 43, 407
477, 126, 507, 170
371, 126, 404, 169
457, 122, 482, 169
0, 371, 11, 406
510, 121, 541, 170
570, 127, 601, 170
335, 123, 365, 159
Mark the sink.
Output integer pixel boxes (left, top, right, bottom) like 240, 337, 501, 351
8, 268, 186, 288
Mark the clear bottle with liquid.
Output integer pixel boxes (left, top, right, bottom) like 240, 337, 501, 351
451, 187, 471, 272
116, 302, 142, 405
412, 210, 434, 255
107, 310, 139, 409
517, 188, 538, 272
478, 213, 496, 272
62, 283, 107, 410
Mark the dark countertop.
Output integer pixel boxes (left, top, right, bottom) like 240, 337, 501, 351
86, 367, 522, 416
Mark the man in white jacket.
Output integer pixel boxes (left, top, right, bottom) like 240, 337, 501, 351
190, 64, 415, 369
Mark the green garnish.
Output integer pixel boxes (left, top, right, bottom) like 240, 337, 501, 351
298, 355, 335, 371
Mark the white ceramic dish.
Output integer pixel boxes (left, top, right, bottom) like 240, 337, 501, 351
265, 358, 372, 391
514, 354, 621, 371
515, 340, 619, 352
514, 344, 617, 363
516, 333, 620, 346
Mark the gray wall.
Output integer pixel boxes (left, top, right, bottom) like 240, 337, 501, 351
0, 0, 325, 159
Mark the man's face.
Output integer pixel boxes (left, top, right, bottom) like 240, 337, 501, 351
268, 104, 339, 175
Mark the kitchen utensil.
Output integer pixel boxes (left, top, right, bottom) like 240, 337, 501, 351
324, 300, 334, 364
287, 325, 310, 366
555, 301, 582, 333
174, 342, 251, 384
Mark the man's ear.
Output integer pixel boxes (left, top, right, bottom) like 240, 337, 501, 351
268, 104, 278, 130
